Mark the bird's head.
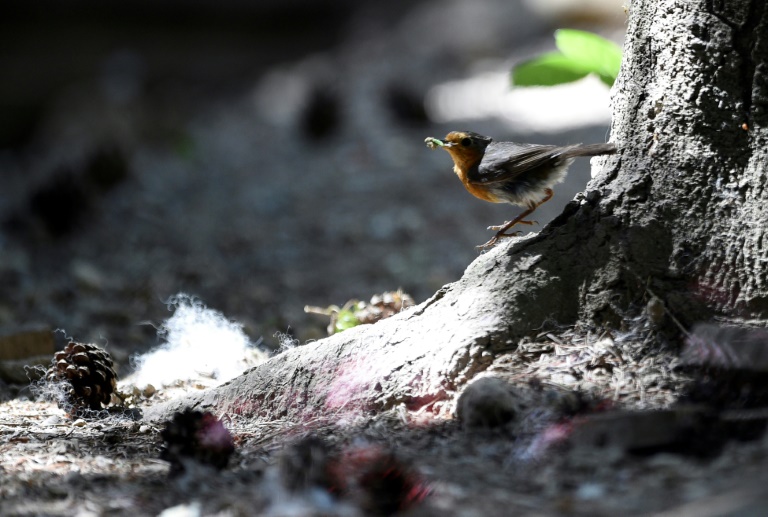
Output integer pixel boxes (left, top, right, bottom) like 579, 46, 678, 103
425, 131, 492, 170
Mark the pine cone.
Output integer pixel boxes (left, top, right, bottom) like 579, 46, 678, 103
356, 290, 415, 325
328, 444, 431, 515
46, 341, 117, 411
160, 409, 235, 475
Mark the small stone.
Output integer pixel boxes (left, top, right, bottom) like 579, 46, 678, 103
139, 424, 151, 433
456, 377, 518, 430
73, 419, 87, 427
142, 384, 156, 398
43, 415, 61, 426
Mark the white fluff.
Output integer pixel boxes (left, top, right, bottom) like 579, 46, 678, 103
131, 294, 264, 388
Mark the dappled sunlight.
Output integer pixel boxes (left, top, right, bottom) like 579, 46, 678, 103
426, 72, 611, 133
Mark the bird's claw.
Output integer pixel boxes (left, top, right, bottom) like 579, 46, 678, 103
487, 220, 536, 231
476, 238, 499, 249
476, 231, 522, 249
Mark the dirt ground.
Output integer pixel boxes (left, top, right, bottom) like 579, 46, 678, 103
3, 328, 768, 516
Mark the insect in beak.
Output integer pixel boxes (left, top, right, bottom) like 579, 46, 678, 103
424, 137, 454, 149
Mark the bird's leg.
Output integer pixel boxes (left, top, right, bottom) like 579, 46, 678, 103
479, 189, 554, 248
487, 219, 534, 231
487, 205, 539, 234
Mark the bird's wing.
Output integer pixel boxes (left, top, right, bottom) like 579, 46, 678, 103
467, 142, 576, 185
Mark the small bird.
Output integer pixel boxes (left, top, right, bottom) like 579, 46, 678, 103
426, 131, 616, 247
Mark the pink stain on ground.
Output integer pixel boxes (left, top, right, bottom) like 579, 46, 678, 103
221, 353, 447, 429
324, 355, 381, 411
322, 355, 447, 419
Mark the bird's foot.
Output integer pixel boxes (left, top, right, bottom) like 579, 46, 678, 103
487, 220, 535, 231
476, 231, 522, 249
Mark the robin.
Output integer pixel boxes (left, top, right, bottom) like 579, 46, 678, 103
426, 131, 616, 248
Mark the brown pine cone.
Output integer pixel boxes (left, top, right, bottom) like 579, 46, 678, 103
45, 341, 118, 411
160, 409, 235, 476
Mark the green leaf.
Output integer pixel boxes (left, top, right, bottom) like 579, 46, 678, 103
334, 309, 361, 333
554, 29, 622, 86
512, 52, 591, 87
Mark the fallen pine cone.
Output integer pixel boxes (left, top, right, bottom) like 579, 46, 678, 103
328, 443, 431, 515
160, 409, 235, 476
45, 341, 117, 413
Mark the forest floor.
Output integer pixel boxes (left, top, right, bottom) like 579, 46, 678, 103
3, 327, 768, 516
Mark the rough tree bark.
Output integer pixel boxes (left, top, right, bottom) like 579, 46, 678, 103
145, 0, 768, 423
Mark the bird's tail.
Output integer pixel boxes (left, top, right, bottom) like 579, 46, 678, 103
564, 143, 617, 158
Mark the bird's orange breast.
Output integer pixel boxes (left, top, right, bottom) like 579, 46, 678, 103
454, 165, 502, 203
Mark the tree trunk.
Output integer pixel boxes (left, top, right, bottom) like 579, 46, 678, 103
144, 0, 768, 423
589, 0, 768, 326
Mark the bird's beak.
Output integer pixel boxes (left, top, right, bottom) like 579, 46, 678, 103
425, 137, 454, 149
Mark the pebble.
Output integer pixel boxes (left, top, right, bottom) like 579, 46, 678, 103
42, 414, 61, 426
143, 383, 156, 398
73, 419, 87, 427
456, 376, 518, 430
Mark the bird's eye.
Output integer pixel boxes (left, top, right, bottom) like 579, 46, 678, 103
461, 137, 472, 147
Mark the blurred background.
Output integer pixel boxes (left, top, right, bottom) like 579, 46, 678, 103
0, 0, 625, 369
